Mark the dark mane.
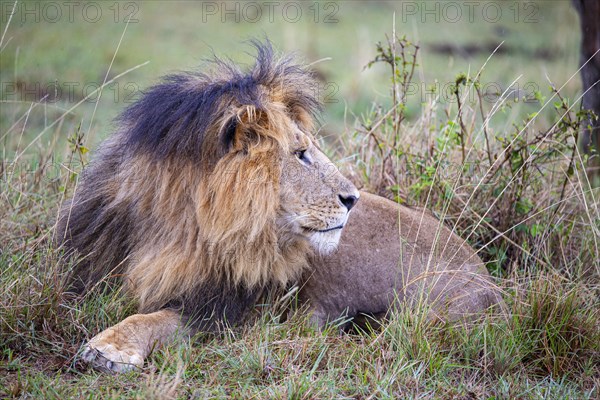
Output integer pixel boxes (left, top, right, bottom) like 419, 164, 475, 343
119, 41, 321, 160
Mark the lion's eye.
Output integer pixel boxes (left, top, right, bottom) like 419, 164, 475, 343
295, 149, 309, 163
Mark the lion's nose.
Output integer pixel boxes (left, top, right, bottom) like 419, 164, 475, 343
338, 193, 359, 211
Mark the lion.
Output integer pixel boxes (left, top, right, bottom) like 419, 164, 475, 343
57, 42, 500, 373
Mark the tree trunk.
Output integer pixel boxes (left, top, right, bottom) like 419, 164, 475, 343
572, 0, 600, 180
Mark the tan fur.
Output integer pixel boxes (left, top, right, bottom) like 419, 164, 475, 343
301, 192, 503, 329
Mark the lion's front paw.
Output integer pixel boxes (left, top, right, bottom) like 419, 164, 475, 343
80, 337, 144, 373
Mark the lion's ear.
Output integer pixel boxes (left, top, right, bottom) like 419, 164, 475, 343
220, 115, 254, 153
221, 106, 265, 153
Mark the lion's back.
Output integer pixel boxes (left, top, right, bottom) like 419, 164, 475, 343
302, 191, 501, 328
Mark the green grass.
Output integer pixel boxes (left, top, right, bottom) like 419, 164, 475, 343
1, 1, 599, 399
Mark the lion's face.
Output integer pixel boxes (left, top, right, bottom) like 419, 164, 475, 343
278, 123, 359, 255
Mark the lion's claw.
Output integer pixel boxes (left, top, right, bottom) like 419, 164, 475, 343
80, 342, 144, 373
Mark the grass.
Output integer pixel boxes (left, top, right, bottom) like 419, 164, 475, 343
1, 1, 599, 399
